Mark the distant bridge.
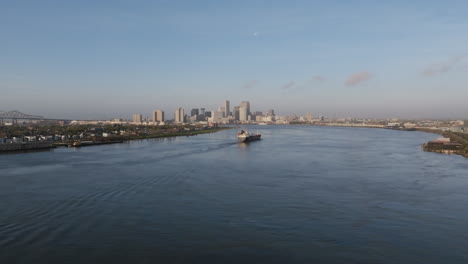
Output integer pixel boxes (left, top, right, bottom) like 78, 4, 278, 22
0, 111, 71, 122
0, 111, 45, 120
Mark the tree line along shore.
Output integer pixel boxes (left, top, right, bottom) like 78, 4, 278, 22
0, 124, 232, 153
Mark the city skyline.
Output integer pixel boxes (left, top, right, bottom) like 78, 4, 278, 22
1, 99, 468, 121
1, 1, 468, 119
2, 2, 468, 263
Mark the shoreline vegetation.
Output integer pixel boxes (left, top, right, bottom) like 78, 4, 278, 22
0, 126, 233, 153
62, 127, 233, 147
416, 129, 468, 158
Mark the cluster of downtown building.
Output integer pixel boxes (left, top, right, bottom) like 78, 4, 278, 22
132, 104, 468, 133
131, 100, 277, 125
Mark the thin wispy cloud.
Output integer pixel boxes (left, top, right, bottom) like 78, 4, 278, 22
345, 72, 372, 86
281, 81, 306, 95
242, 80, 259, 90
422, 56, 464, 76
313, 76, 326, 82
281, 81, 296, 90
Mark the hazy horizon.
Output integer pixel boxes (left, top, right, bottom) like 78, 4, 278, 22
1, 1, 467, 120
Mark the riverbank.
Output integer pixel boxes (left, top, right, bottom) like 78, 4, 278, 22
0, 141, 56, 153
63, 127, 233, 148
324, 124, 468, 158
1, 127, 233, 153
117, 127, 233, 141
415, 129, 468, 158
290, 123, 468, 158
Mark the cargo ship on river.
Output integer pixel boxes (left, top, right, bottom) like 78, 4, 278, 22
237, 130, 261, 142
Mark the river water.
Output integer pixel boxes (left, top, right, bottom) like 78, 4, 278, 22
1, 125, 467, 263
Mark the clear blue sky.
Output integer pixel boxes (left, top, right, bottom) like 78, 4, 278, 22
1, 0, 467, 119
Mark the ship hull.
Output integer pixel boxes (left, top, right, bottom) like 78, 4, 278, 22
238, 135, 261, 142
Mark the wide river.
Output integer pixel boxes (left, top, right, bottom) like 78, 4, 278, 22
1, 125, 467, 263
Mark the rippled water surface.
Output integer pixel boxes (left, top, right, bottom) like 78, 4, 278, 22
1, 126, 468, 263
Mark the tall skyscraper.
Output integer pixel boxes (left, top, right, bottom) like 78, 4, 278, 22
133, 114, 142, 123
191, 108, 199, 116
306, 113, 314, 121
240, 101, 250, 116
224, 100, 230, 117
175, 107, 185, 123
233, 106, 240, 121
239, 106, 248, 121
267, 109, 275, 116
153, 109, 164, 122
211, 111, 223, 123
200, 108, 206, 115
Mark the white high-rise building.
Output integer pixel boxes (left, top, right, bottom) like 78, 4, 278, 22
175, 107, 185, 123
239, 106, 248, 121
218, 107, 226, 117
211, 111, 224, 123
153, 109, 164, 122
240, 101, 250, 116
133, 114, 142, 123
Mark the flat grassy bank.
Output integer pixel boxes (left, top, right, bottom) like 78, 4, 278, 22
60, 127, 234, 148
118, 127, 233, 141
